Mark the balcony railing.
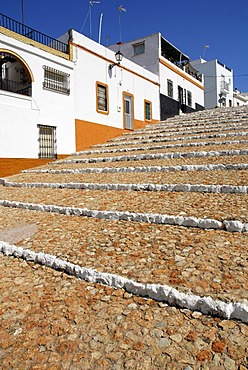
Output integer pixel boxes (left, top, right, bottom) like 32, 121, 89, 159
0, 13, 68, 54
220, 81, 230, 92
0, 78, 31, 96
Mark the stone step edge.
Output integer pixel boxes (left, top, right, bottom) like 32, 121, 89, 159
53, 149, 248, 165
122, 121, 248, 136
73, 139, 248, 156
1, 179, 247, 195
109, 125, 248, 143
143, 118, 248, 130
0, 200, 247, 233
20, 163, 248, 175
0, 241, 247, 323
93, 131, 248, 149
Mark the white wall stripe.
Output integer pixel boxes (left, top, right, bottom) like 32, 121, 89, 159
0, 241, 247, 323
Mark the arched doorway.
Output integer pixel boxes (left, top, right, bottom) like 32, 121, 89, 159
0, 50, 33, 96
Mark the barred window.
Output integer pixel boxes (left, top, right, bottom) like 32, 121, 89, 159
144, 100, 152, 121
167, 79, 173, 98
96, 83, 108, 113
43, 66, 70, 95
133, 42, 145, 56
187, 91, 192, 107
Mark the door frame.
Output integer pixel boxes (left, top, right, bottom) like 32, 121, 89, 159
123, 92, 134, 130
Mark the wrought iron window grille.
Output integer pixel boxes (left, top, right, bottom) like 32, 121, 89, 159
43, 66, 70, 95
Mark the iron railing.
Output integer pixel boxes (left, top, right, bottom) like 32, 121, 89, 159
0, 78, 31, 96
220, 81, 230, 92
0, 13, 68, 54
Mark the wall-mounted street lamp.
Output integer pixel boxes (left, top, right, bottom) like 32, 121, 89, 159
109, 50, 123, 70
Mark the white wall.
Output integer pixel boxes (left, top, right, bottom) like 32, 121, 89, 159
0, 33, 75, 158
159, 58, 204, 109
191, 58, 233, 109
109, 33, 204, 111
71, 31, 160, 128
108, 33, 160, 76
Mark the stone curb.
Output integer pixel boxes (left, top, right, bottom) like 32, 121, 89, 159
21, 163, 248, 175
93, 131, 248, 148
0, 241, 247, 323
1, 179, 248, 195
53, 149, 248, 165
73, 139, 248, 156
109, 125, 248, 143
143, 118, 248, 131
121, 121, 248, 136
0, 200, 247, 232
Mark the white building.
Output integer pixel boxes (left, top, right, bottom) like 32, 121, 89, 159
0, 21, 75, 159
66, 29, 160, 151
0, 13, 160, 159
233, 89, 248, 107
191, 58, 234, 109
109, 33, 205, 120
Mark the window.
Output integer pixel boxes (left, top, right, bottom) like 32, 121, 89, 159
38, 125, 57, 159
167, 79, 173, 98
144, 100, 152, 121
96, 82, 109, 114
133, 42, 145, 56
187, 91, 192, 107
43, 66, 70, 94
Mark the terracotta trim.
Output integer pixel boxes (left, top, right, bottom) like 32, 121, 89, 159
144, 99, 152, 122
0, 47, 34, 82
159, 58, 204, 90
0, 27, 69, 60
96, 81, 109, 115
71, 42, 160, 87
122, 91, 135, 130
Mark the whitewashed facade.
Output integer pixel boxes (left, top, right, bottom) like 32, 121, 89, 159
191, 58, 234, 109
0, 29, 75, 158
0, 15, 160, 159
68, 30, 160, 150
109, 33, 205, 119
233, 89, 248, 107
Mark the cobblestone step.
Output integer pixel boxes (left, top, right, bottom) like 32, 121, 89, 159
93, 130, 248, 149
1, 105, 248, 369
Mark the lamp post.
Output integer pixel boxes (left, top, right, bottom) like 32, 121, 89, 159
109, 50, 124, 70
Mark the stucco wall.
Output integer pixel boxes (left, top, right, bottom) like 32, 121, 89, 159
0, 33, 75, 158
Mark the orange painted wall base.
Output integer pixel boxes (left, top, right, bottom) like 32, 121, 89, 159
0, 156, 68, 178
75, 119, 158, 152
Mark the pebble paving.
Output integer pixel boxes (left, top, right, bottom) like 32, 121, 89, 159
0, 106, 248, 369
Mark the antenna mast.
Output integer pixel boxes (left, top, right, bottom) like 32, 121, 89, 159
98, 12, 103, 44
89, 1, 100, 39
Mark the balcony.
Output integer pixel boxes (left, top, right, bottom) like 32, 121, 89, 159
0, 12, 68, 54
220, 81, 230, 93
0, 78, 31, 96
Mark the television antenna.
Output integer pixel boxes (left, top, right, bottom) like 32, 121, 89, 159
89, 1, 100, 39
81, 1, 100, 38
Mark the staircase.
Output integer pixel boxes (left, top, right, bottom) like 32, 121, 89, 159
0, 106, 248, 368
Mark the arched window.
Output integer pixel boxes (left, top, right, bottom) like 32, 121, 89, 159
0, 51, 32, 96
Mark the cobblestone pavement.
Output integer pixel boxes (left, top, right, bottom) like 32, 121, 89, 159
0, 186, 247, 222
0, 106, 248, 369
17, 155, 248, 171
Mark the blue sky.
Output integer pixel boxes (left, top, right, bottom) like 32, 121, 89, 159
1, 0, 248, 91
